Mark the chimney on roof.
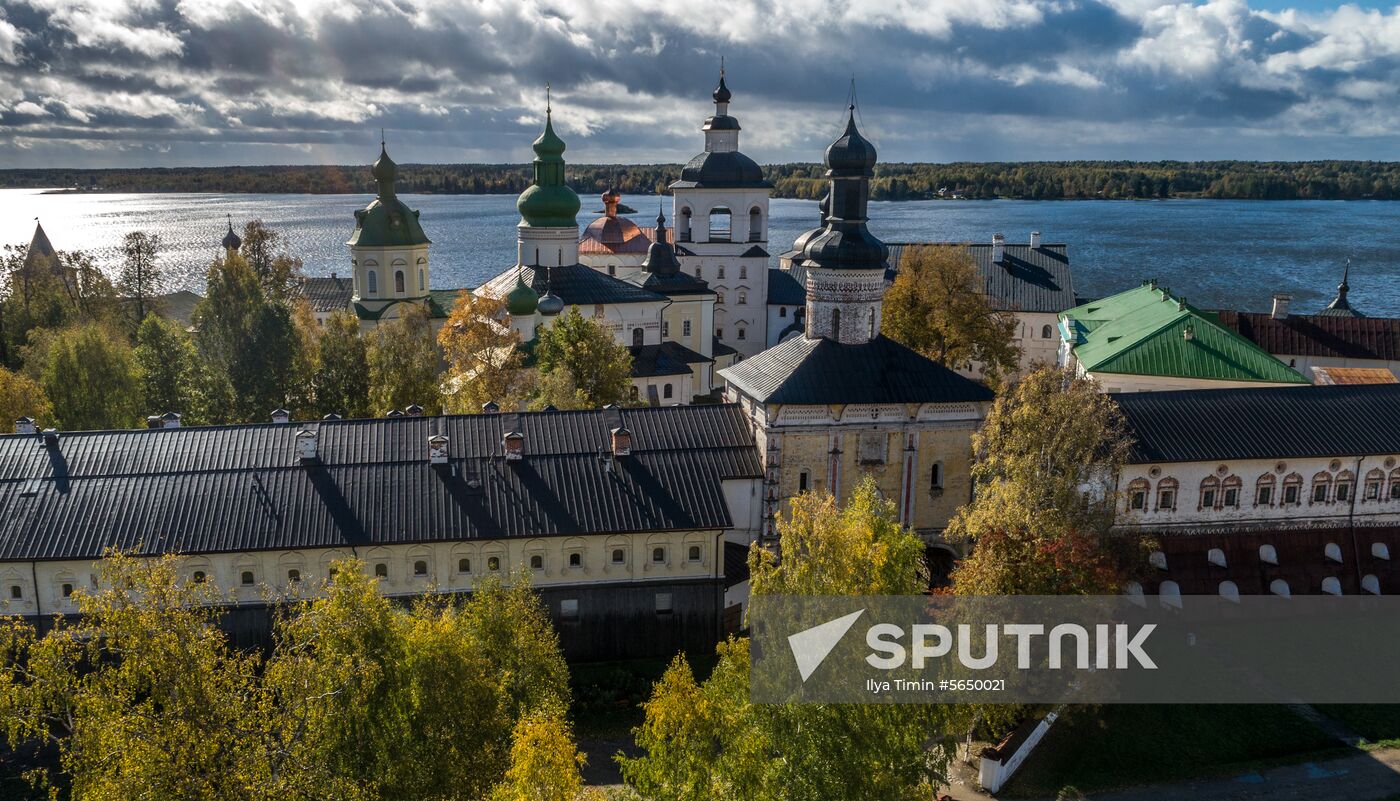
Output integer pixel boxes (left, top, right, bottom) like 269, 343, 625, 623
991, 233, 1005, 263
161, 412, 180, 429
295, 428, 318, 461
146, 415, 162, 430
429, 434, 449, 464
323, 413, 342, 420
610, 427, 632, 458
504, 431, 524, 461
41, 429, 59, 449
387, 409, 404, 418
482, 401, 500, 414
14, 417, 36, 436
1029, 231, 1041, 249
1271, 293, 1292, 320
406, 404, 424, 417
1177, 297, 1187, 312
271, 408, 290, 424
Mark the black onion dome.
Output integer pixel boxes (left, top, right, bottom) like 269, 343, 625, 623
642, 210, 682, 276
677, 150, 768, 188
825, 107, 877, 176
713, 74, 732, 104
222, 219, 242, 250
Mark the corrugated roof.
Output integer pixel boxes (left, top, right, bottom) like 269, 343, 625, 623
478, 264, 664, 307
719, 335, 994, 405
630, 341, 709, 378
0, 406, 761, 562
1215, 310, 1400, 361
887, 243, 1076, 314
1062, 284, 1309, 385
1312, 366, 1398, 385
297, 276, 355, 313
1115, 384, 1400, 464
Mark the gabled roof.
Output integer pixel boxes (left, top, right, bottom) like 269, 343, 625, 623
1214, 310, 1400, 361
1115, 384, 1400, 464
297, 276, 355, 313
477, 264, 665, 307
0, 405, 761, 562
630, 341, 710, 378
1061, 284, 1308, 385
887, 243, 1076, 314
719, 335, 994, 405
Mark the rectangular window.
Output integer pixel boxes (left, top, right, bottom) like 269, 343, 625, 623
1284, 485, 1300, 505
798, 471, 810, 492
682, 320, 692, 337
1158, 489, 1175, 510
1257, 486, 1273, 506
1130, 491, 1146, 511
655, 593, 674, 614
1223, 487, 1238, 508
716, 327, 724, 340
661, 320, 669, 337
560, 599, 579, 620
1313, 484, 1328, 503
1201, 490, 1216, 509
1391, 482, 1400, 500
1366, 481, 1380, 500
1337, 483, 1351, 502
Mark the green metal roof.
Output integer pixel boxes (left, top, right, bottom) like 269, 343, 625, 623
517, 110, 580, 228
352, 289, 464, 321
1060, 284, 1309, 385
347, 144, 431, 249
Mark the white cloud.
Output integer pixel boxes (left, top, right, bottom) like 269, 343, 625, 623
12, 101, 49, 116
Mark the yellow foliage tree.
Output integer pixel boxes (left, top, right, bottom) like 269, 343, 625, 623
438, 292, 536, 413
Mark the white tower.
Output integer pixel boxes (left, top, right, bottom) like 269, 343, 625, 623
347, 140, 432, 320
669, 66, 771, 358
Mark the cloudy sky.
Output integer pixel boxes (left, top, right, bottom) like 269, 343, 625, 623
0, 0, 1398, 167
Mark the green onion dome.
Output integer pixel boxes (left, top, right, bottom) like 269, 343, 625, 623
505, 273, 540, 316
348, 142, 431, 248
517, 110, 580, 228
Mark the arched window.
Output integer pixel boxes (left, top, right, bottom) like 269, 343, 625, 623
930, 462, 943, 490
458, 558, 471, 573
739, 265, 748, 279
688, 545, 702, 562
663, 383, 673, 399
240, 571, 255, 586
395, 271, 405, 293
748, 206, 762, 242
1365, 468, 1385, 500
1221, 475, 1242, 508
1322, 576, 1343, 595
694, 267, 702, 278
1374, 542, 1392, 560
831, 308, 841, 337
1260, 544, 1279, 565
418, 268, 425, 291
1219, 581, 1240, 603
367, 270, 378, 294
530, 554, 543, 570
708, 207, 731, 242
1335, 470, 1355, 503
1149, 551, 1168, 571
413, 560, 428, 576
632, 327, 644, 347
1042, 324, 1054, 339
736, 325, 746, 341
1311, 471, 1333, 504
1255, 474, 1276, 506
1156, 478, 1178, 511
1127, 478, 1149, 511
1270, 579, 1291, 597
611, 548, 626, 564
1199, 476, 1220, 510
569, 552, 582, 568
1282, 472, 1303, 505
678, 207, 692, 242
717, 266, 726, 279
1208, 548, 1226, 567
374, 563, 388, 578
779, 306, 788, 318
1390, 468, 1400, 500
652, 546, 666, 564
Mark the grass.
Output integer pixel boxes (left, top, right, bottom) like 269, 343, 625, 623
1001, 704, 1346, 798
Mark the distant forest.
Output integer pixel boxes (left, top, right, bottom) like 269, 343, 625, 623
5, 160, 1400, 200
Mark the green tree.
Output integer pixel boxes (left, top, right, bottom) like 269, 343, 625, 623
946, 367, 1136, 595
439, 293, 535, 413
313, 310, 372, 418
491, 711, 588, 801
133, 313, 208, 424
533, 307, 632, 409
239, 219, 305, 301
193, 251, 300, 422
118, 231, 163, 328
882, 245, 1020, 387
0, 365, 53, 430
0, 246, 120, 370
367, 303, 442, 415
40, 323, 141, 430
622, 478, 959, 801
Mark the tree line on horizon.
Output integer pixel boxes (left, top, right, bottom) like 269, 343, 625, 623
5, 160, 1400, 200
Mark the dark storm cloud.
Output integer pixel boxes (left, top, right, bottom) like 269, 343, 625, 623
0, 0, 1398, 167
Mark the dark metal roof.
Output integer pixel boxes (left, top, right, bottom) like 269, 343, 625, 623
886, 243, 1076, 314
670, 151, 771, 189
1114, 384, 1400, 464
720, 335, 995, 405
766, 269, 805, 305
479, 264, 665, 307
724, 540, 750, 588
0, 406, 761, 562
630, 341, 710, 378
1213, 310, 1400, 361
297, 276, 355, 313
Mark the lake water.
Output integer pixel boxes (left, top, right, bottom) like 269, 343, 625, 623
2, 188, 1397, 316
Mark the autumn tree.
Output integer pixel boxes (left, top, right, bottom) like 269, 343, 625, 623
947, 367, 1135, 595
367, 302, 442, 415
882, 245, 1019, 386
533, 307, 632, 410
490, 711, 587, 801
239, 219, 305, 301
0, 246, 120, 369
192, 250, 301, 422
0, 365, 53, 430
133, 313, 208, 424
118, 230, 163, 327
40, 323, 141, 430
439, 292, 535, 413
312, 310, 372, 418
622, 477, 960, 801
